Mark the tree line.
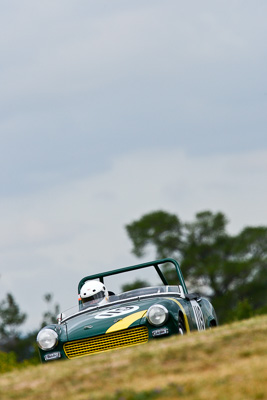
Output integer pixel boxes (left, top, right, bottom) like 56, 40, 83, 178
0, 292, 59, 372
1, 209, 266, 370
126, 210, 267, 322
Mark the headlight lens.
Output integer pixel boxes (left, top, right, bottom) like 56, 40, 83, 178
147, 305, 168, 326
37, 328, 58, 350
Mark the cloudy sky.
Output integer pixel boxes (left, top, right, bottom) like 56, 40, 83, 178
0, 1, 267, 332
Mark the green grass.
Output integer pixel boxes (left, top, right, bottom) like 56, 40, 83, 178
1, 315, 267, 400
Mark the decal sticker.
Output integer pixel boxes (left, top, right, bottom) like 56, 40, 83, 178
95, 306, 139, 319
190, 300, 205, 331
106, 310, 147, 333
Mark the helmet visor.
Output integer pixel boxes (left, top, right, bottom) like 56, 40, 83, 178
81, 290, 105, 305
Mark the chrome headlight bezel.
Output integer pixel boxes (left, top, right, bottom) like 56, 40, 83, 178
147, 304, 169, 326
36, 328, 58, 351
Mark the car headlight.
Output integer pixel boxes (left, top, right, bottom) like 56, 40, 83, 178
147, 305, 168, 326
37, 328, 58, 350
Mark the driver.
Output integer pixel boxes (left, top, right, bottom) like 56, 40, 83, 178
80, 280, 109, 307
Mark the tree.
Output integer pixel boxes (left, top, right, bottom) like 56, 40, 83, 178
126, 210, 183, 259
0, 293, 28, 359
41, 293, 60, 328
0, 293, 27, 342
126, 210, 267, 323
0, 291, 61, 366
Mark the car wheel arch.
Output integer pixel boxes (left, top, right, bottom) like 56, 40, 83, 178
208, 319, 217, 328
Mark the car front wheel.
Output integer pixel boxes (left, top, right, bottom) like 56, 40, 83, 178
178, 318, 186, 335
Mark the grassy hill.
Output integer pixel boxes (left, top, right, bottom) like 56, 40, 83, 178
1, 315, 267, 400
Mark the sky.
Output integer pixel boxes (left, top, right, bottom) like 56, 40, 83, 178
0, 0, 267, 333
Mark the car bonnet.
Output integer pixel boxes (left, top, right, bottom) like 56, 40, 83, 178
64, 297, 166, 341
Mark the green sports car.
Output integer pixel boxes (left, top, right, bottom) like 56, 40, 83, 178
36, 258, 218, 362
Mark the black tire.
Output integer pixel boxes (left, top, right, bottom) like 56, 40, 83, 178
178, 317, 186, 335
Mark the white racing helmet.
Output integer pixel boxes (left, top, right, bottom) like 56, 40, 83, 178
80, 280, 109, 306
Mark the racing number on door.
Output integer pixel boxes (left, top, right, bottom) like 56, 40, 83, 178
95, 306, 139, 319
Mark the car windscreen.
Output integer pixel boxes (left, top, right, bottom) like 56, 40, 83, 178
58, 285, 181, 321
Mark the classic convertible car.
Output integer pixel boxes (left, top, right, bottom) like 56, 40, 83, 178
37, 258, 218, 362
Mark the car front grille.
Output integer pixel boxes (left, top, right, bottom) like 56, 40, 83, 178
63, 326, 149, 359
